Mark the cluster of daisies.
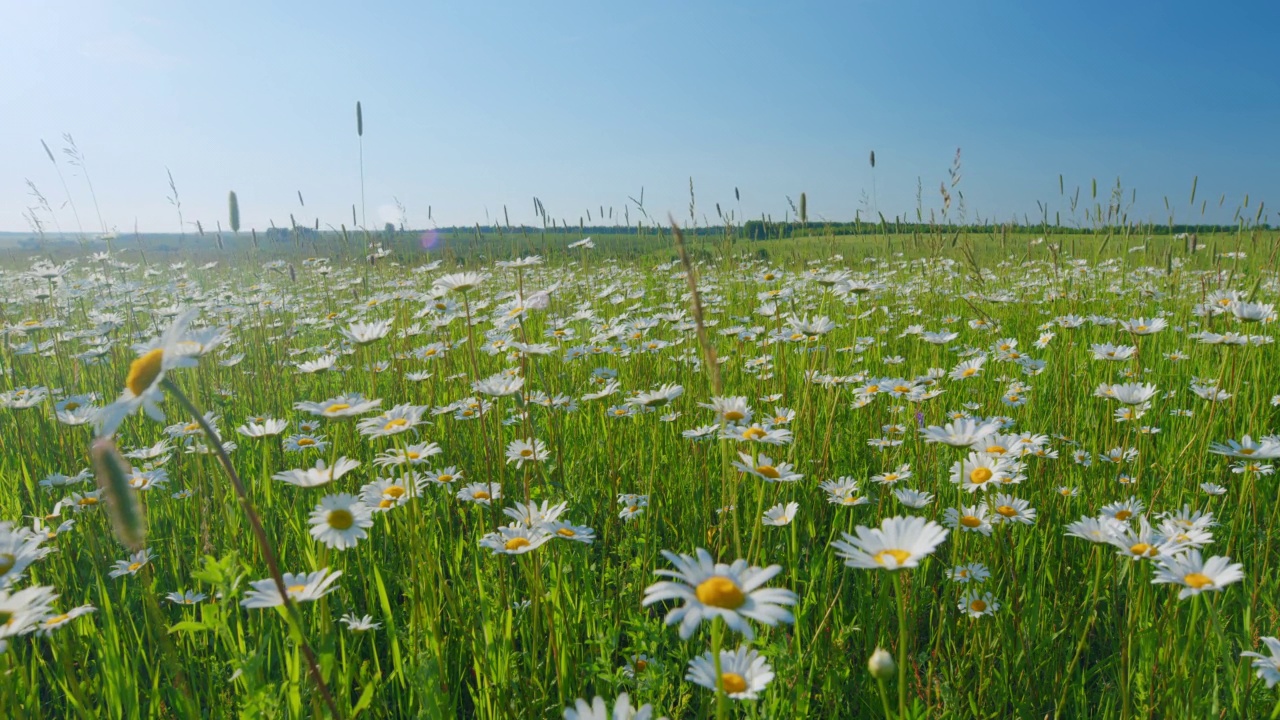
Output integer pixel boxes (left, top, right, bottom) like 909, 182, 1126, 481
4, 245, 1280, 717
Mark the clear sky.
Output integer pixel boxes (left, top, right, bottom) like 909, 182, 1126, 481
3, 0, 1278, 234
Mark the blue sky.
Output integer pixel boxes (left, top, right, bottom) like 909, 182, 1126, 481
3, 0, 1278, 233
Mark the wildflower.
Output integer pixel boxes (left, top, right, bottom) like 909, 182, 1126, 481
479, 526, 553, 555
943, 505, 994, 536
686, 645, 774, 700
1151, 550, 1243, 599
762, 502, 799, 526
922, 418, 1001, 447
165, 590, 208, 605
241, 568, 342, 608
867, 648, 896, 680
641, 548, 796, 640
294, 393, 382, 418
820, 477, 870, 507
339, 613, 382, 632
946, 563, 991, 583
893, 488, 934, 509
96, 310, 199, 436
340, 319, 392, 345
1208, 436, 1280, 459
356, 403, 426, 438
273, 458, 361, 488
700, 396, 753, 424
236, 419, 289, 437
1242, 638, 1280, 688
308, 494, 374, 550
37, 605, 97, 636
505, 438, 550, 466
732, 452, 802, 482
457, 482, 502, 505
108, 548, 155, 578
950, 452, 1011, 492
284, 434, 329, 452
832, 516, 949, 570
958, 589, 1000, 618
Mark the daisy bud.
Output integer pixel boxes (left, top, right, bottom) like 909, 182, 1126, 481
868, 647, 896, 681
91, 436, 147, 551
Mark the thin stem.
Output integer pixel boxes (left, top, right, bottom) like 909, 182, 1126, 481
163, 378, 342, 719
893, 572, 909, 718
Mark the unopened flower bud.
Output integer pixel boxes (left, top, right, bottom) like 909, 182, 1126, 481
868, 647, 896, 680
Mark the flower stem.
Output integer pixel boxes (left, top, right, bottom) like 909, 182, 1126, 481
711, 616, 728, 720
163, 378, 342, 719
893, 572, 909, 718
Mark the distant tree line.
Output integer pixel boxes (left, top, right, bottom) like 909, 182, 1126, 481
740, 220, 1273, 240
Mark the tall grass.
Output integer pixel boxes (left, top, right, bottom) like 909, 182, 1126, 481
0, 190, 1278, 719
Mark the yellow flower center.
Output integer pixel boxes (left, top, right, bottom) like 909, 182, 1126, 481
873, 549, 913, 566
379, 499, 394, 509
127, 562, 143, 573
695, 576, 747, 609
969, 467, 993, 484
473, 491, 491, 500
44, 613, 70, 627
298, 438, 316, 446
995, 505, 1017, 518
504, 537, 531, 551
723, 410, 746, 421
866, 385, 880, 393
969, 599, 988, 613
634, 659, 649, 672
756, 465, 781, 479
985, 445, 1006, 455
742, 427, 767, 441
126, 348, 165, 396
1239, 448, 1255, 455
520, 449, 534, 457
1184, 572, 1213, 589
383, 418, 408, 431
327, 509, 355, 531
0, 553, 15, 575
960, 515, 982, 528
64, 401, 80, 410
287, 584, 307, 594
325, 403, 351, 414
406, 451, 420, 459
557, 528, 577, 537
436, 474, 454, 483
1130, 543, 1155, 557
721, 672, 748, 694
962, 368, 977, 377
384, 486, 406, 498
894, 385, 911, 394
79, 497, 98, 506
1114, 510, 1133, 521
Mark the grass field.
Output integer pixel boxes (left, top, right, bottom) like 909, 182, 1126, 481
2, 225, 1280, 718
